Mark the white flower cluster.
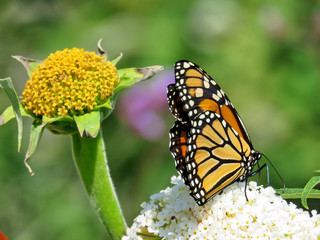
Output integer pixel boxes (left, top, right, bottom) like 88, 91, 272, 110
122, 176, 320, 240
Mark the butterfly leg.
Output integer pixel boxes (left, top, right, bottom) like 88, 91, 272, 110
255, 162, 261, 185
248, 163, 269, 185
244, 177, 249, 202
244, 164, 268, 202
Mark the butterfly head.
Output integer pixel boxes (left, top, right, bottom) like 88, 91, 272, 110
249, 150, 261, 165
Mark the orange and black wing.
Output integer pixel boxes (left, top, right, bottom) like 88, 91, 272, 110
167, 60, 262, 205
169, 121, 189, 185
172, 60, 253, 148
185, 111, 254, 205
167, 84, 189, 123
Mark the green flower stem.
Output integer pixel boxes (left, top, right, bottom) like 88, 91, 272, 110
72, 129, 127, 239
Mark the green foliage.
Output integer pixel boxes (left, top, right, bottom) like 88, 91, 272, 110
0, 78, 22, 151
24, 122, 45, 175
301, 176, 320, 209
275, 173, 320, 209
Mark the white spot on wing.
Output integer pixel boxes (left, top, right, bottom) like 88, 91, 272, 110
212, 93, 220, 101
195, 88, 203, 98
222, 120, 227, 128
183, 62, 190, 68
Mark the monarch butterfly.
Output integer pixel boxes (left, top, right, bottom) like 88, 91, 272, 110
167, 60, 263, 206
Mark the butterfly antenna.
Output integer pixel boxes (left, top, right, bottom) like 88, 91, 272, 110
261, 153, 286, 192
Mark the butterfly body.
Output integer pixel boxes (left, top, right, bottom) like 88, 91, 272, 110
167, 60, 261, 205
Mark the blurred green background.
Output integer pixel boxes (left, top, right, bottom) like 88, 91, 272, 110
1, 0, 320, 239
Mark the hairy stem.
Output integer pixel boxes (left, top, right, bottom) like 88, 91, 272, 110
72, 130, 127, 239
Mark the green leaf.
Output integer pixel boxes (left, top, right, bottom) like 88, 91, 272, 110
0, 104, 31, 125
73, 111, 101, 138
12, 55, 41, 78
301, 176, 320, 209
0, 77, 23, 151
24, 121, 46, 176
275, 188, 304, 199
275, 188, 320, 199
276, 175, 320, 209
115, 65, 164, 94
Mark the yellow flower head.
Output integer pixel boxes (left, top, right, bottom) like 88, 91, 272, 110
22, 48, 119, 117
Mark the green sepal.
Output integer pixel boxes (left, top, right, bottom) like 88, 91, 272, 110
73, 111, 101, 138
43, 115, 77, 135
0, 77, 23, 151
24, 121, 46, 176
94, 93, 118, 121
111, 53, 123, 65
115, 66, 164, 95
11, 55, 41, 78
97, 38, 107, 59
42, 115, 74, 124
97, 38, 122, 65
301, 176, 320, 209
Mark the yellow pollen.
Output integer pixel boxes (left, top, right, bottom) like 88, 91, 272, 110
22, 48, 119, 117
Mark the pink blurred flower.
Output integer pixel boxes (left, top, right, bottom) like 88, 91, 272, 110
117, 70, 174, 140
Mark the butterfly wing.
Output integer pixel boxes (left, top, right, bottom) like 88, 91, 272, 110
167, 84, 189, 123
186, 111, 253, 205
169, 121, 189, 185
168, 60, 262, 205
173, 60, 253, 148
